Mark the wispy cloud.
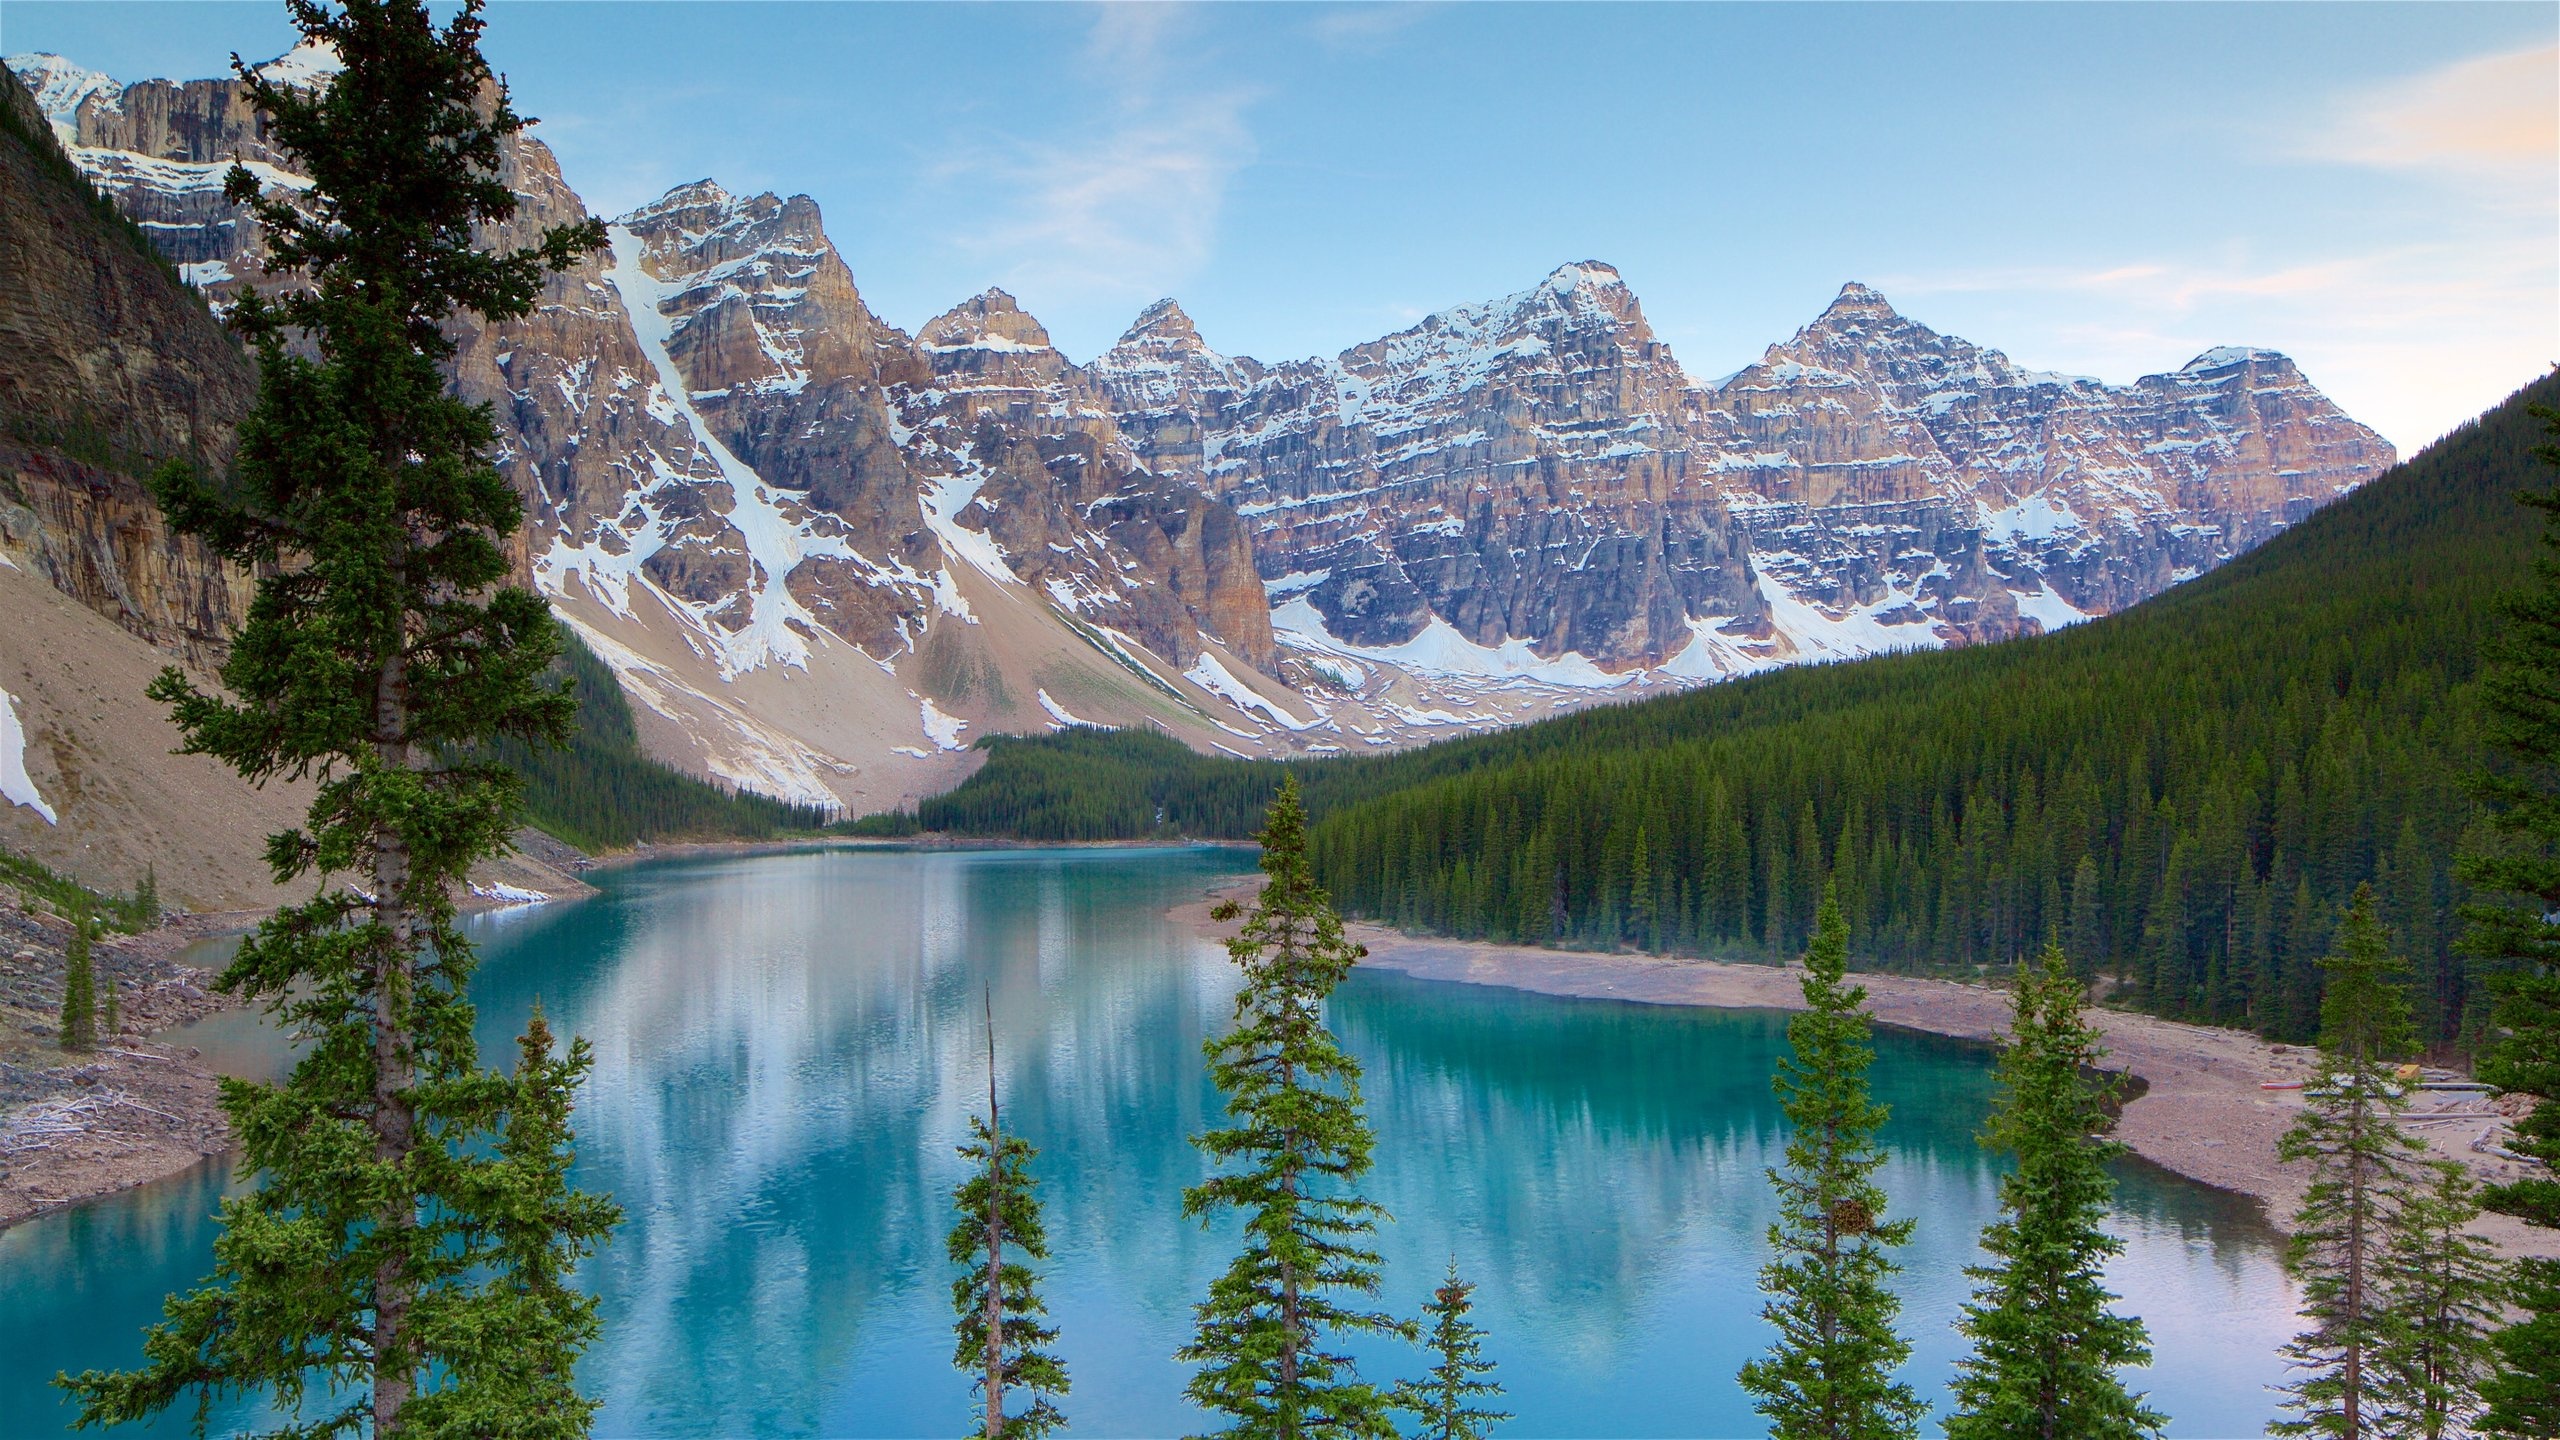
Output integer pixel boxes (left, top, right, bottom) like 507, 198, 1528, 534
1305, 3, 1440, 54
928, 4, 1258, 329
1873, 43, 2558, 453
2305, 44, 2558, 179
1886, 232, 2555, 454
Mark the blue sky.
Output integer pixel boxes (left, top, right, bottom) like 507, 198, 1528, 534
7, 2, 2554, 451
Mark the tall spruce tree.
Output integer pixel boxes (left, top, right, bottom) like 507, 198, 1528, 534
1946, 943, 2164, 1440
413, 1003, 618, 1439
2370, 1161, 2505, 1440
57, 894, 95, 1052
1389, 1260, 1509, 1440
1737, 883, 1924, 1440
55, 2, 613, 1434
2452, 400, 2560, 1436
949, 1016, 1068, 1440
97, 913, 120, 1040
2273, 886, 2426, 1440
1181, 776, 1403, 1439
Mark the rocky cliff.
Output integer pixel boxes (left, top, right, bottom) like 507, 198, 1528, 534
6, 44, 2402, 808
0, 64, 255, 663
1089, 265, 2394, 677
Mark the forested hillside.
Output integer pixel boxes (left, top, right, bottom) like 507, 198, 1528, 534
918, 375, 2559, 1048
496, 633, 834, 851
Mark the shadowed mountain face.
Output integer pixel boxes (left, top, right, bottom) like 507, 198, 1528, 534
6, 44, 2397, 807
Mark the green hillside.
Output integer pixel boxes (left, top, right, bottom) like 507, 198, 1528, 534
494, 631, 834, 852
916, 373, 2559, 1047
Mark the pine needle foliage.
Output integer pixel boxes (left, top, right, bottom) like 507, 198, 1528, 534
1737, 884, 1924, 1440
2273, 885, 2426, 1440
54, 2, 615, 1435
948, 1075, 1068, 1440
1389, 1260, 1509, 1440
2452, 399, 2560, 1434
1947, 943, 2164, 1440
58, 894, 95, 1051
1181, 776, 1404, 1440
2370, 1161, 2505, 1440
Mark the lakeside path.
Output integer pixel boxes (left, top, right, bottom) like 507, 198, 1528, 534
1343, 925, 2560, 1261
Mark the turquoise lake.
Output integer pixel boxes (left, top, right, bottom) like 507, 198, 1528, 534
0, 846, 2299, 1436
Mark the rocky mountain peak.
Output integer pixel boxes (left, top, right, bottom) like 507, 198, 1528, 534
1821, 279, 1897, 316
1117, 297, 1203, 349
6, 53, 118, 140
250, 39, 342, 90
919, 288, 1055, 353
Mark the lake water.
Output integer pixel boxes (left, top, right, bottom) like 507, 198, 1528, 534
1, 846, 2298, 1436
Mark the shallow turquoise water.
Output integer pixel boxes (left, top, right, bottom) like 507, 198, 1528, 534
1, 846, 2296, 1436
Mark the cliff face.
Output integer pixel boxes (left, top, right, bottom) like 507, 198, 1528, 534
0, 65, 255, 661
1090, 268, 2395, 674
5, 43, 2405, 801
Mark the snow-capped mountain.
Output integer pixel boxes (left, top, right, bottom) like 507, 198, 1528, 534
1089, 264, 2394, 677
6, 48, 2399, 812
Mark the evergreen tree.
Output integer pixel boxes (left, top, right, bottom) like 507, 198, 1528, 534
57, 894, 94, 1052
1181, 776, 1403, 1439
1946, 943, 2164, 1440
97, 910, 119, 1039
2370, 1161, 2505, 1440
2452, 400, 2560, 1436
2274, 886, 2426, 1440
2479, 1259, 2560, 1439
1737, 883, 1924, 1440
949, 1017, 1067, 1440
56, 2, 612, 1434
409, 1002, 619, 1439
1389, 1260, 1509, 1440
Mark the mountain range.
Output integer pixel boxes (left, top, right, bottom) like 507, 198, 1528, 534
3, 46, 2395, 821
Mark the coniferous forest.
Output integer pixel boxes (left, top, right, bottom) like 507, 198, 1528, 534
919, 374, 2560, 1050
493, 631, 836, 850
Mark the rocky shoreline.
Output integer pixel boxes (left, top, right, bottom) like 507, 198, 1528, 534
0, 832, 604, 1231
0, 908, 252, 1229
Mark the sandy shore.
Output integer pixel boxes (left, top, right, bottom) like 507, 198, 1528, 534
1177, 878, 2554, 1261
1347, 926, 2559, 1261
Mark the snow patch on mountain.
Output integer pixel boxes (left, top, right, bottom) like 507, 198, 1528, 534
7, 53, 119, 140
0, 688, 59, 825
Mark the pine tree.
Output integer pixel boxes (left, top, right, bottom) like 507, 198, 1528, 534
57, 894, 95, 1052
1737, 883, 1925, 1440
408, 1003, 620, 1439
2453, 400, 2560, 1436
949, 1014, 1068, 1440
1182, 776, 1403, 1439
2370, 1161, 2504, 1440
56, 2, 611, 1433
1389, 1260, 1509, 1440
2274, 886, 2426, 1440
97, 910, 120, 1039
1947, 943, 2165, 1440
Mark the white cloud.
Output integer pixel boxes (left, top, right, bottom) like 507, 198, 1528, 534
1872, 45, 2559, 455
1886, 233, 2556, 455
2308, 44, 2558, 180
926, 5, 1257, 329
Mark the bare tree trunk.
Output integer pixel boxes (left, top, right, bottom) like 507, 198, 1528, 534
371, 637, 417, 1435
